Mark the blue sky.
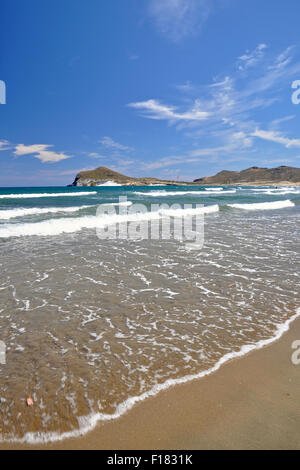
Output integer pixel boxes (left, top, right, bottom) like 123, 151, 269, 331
1, 0, 300, 186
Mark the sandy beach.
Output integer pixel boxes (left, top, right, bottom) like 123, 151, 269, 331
1, 313, 299, 451
2, 0, 300, 454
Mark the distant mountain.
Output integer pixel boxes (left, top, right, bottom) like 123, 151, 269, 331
194, 166, 300, 185
70, 165, 300, 187
69, 166, 190, 186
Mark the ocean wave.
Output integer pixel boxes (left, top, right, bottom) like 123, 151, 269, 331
2, 306, 299, 444
249, 187, 300, 194
133, 190, 236, 197
228, 200, 295, 211
0, 192, 97, 199
0, 206, 93, 220
0, 204, 219, 238
159, 204, 219, 217
264, 190, 300, 196
102, 201, 133, 207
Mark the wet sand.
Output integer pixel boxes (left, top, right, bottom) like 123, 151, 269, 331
1, 316, 299, 450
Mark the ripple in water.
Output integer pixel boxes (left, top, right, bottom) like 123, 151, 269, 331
0, 209, 299, 442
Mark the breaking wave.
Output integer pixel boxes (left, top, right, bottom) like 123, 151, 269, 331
228, 200, 295, 211
0, 204, 219, 238
133, 190, 236, 197
0, 206, 93, 220
0, 192, 97, 199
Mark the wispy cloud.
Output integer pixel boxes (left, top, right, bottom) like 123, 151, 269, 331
237, 43, 267, 71
130, 44, 300, 171
268, 46, 295, 71
175, 81, 195, 93
100, 136, 133, 152
148, 0, 211, 42
14, 144, 72, 163
252, 129, 300, 148
128, 99, 209, 122
0, 140, 10, 151
143, 133, 254, 170
270, 115, 295, 128
86, 152, 106, 158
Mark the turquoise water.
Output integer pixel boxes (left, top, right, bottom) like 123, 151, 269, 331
0, 184, 299, 233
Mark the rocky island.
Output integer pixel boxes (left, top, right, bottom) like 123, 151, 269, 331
69, 165, 300, 187
69, 166, 191, 186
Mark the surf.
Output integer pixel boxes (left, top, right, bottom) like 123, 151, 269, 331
228, 200, 295, 211
0, 191, 97, 199
0, 204, 219, 238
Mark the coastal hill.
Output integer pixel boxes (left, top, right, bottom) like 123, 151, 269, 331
69, 166, 190, 186
194, 166, 300, 185
69, 165, 300, 187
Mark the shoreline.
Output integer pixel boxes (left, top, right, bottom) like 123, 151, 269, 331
74, 181, 300, 187
1, 309, 300, 450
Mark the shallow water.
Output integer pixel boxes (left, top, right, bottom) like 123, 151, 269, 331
0, 185, 299, 441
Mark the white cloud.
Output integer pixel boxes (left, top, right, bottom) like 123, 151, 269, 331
0, 140, 10, 151
251, 129, 300, 148
143, 133, 254, 170
100, 136, 133, 152
230, 131, 253, 148
270, 115, 295, 128
14, 144, 72, 163
268, 46, 294, 71
15, 144, 49, 155
148, 0, 211, 42
129, 45, 300, 162
87, 152, 106, 158
175, 81, 195, 93
130, 44, 300, 173
128, 99, 209, 121
237, 43, 267, 71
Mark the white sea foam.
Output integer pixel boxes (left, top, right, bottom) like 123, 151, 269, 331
249, 187, 300, 195
0, 192, 97, 199
96, 181, 122, 186
264, 190, 300, 196
134, 190, 236, 197
228, 200, 295, 211
102, 201, 132, 207
0, 206, 93, 220
2, 307, 299, 444
159, 205, 219, 217
0, 205, 219, 238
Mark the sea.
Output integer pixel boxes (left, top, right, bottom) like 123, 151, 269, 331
0, 183, 299, 443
